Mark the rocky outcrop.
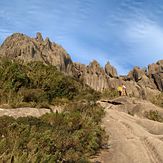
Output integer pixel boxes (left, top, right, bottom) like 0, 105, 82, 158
127, 66, 157, 90
0, 33, 162, 98
73, 60, 161, 99
105, 61, 118, 77
127, 61, 163, 92
148, 60, 163, 91
125, 66, 162, 99
128, 66, 146, 82
73, 60, 109, 91
0, 32, 73, 73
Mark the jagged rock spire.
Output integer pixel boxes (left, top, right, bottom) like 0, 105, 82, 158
105, 61, 118, 78
0, 32, 73, 73
44, 37, 51, 49
36, 32, 43, 42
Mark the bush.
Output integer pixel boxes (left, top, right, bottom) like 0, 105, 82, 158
0, 103, 106, 162
0, 60, 100, 107
144, 110, 163, 122
101, 89, 119, 99
150, 93, 163, 108
0, 59, 106, 161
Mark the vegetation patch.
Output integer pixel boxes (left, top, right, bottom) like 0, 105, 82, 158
0, 59, 100, 108
150, 93, 163, 108
0, 103, 106, 162
144, 110, 163, 122
101, 89, 119, 100
0, 59, 107, 162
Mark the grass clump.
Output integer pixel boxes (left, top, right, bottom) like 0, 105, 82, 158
144, 110, 163, 122
150, 93, 163, 108
101, 89, 119, 100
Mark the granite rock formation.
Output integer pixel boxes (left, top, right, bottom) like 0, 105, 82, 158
105, 61, 118, 78
0, 33, 162, 98
73, 60, 109, 91
148, 60, 163, 91
0, 32, 73, 73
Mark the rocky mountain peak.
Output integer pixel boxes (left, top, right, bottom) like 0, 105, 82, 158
89, 60, 100, 67
0, 33, 162, 97
89, 60, 102, 72
44, 37, 52, 50
105, 61, 118, 78
36, 32, 43, 42
0, 32, 73, 73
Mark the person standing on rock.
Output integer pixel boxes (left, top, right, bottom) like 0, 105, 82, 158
122, 84, 127, 96
117, 85, 123, 96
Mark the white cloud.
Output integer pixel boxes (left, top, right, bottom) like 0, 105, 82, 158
124, 18, 163, 66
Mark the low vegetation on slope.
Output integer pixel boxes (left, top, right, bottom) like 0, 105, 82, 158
0, 58, 100, 108
0, 103, 105, 162
0, 59, 106, 162
144, 110, 163, 122
150, 93, 163, 108
101, 89, 119, 100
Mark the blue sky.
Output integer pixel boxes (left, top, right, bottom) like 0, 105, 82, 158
0, 0, 163, 74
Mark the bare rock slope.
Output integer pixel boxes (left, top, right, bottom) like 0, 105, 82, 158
0, 107, 50, 118
94, 97, 163, 163
0, 96, 163, 163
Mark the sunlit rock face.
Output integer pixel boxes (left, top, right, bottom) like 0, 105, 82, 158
73, 60, 110, 91
105, 61, 118, 78
127, 66, 157, 89
0, 32, 73, 74
148, 60, 163, 91
0, 33, 162, 98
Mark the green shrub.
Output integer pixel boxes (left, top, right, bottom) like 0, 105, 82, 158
144, 110, 163, 122
0, 59, 100, 107
101, 89, 119, 99
0, 59, 106, 161
150, 93, 163, 108
0, 61, 29, 92
0, 103, 106, 162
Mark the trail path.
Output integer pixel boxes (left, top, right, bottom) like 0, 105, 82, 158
93, 97, 163, 163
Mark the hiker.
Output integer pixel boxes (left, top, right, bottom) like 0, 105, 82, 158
117, 85, 122, 96
122, 84, 127, 96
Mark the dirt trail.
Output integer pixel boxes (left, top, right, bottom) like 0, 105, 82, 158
94, 97, 163, 163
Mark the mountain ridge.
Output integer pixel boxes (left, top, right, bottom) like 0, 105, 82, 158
0, 32, 162, 99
